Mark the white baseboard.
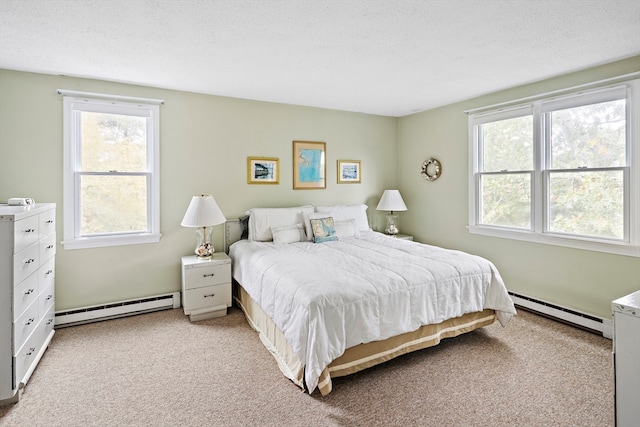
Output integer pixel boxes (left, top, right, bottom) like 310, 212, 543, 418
509, 292, 612, 339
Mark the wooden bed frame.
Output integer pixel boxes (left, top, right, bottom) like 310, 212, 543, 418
224, 219, 497, 395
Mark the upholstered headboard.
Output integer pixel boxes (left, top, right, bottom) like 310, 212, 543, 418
224, 216, 249, 253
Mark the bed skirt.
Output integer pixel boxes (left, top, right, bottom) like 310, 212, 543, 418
233, 282, 496, 396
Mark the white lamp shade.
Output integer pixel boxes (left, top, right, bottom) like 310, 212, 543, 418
181, 194, 227, 227
376, 190, 407, 212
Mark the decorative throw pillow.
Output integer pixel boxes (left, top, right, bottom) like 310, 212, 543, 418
309, 217, 338, 243
303, 212, 334, 242
271, 223, 306, 244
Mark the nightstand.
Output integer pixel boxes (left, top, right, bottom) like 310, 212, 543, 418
181, 253, 232, 322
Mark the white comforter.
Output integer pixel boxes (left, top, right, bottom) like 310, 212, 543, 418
229, 231, 516, 394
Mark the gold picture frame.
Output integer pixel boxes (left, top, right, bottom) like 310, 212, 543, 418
293, 141, 326, 189
337, 160, 361, 183
247, 157, 279, 184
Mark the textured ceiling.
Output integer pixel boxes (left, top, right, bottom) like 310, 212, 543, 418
1, 0, 639, 117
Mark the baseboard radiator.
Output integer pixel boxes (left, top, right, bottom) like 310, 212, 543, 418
54, 292, 181, 328
509, 292, 613, 339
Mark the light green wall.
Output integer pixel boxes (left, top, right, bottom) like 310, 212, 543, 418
0, 69, 397, 310
2, 58, 639, 318
398, 56, 640, 319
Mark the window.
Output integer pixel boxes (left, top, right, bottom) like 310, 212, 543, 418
62, 92, 162, 249
469, 80, 639, 257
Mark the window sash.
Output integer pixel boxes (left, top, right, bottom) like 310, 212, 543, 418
75, 171, 151, 238
477, 171, 533, 230
544, 168, 627, 241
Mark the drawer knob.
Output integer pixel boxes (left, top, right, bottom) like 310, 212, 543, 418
25, 318, 35, 326
203, 293, 216, 298
47, 244, 54, 249
46, 294, 53, 300
26, 347, 36, 356
25, 288, 35, 295
46, 269, 53, 275
46, 318, 54, 325
46, 220, 54, 224
24, 258, 36, 264
203, 273, 215, 277
23, 228, 36, 233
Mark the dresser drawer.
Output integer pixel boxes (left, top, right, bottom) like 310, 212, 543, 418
39, 209, 56, 239
14, 215, 39, 253
39, 280, 55, 315
184, 283, 231, 312
38, 257, 55, 290
14, 300, 39, 354
14, 320, 45, 385
41, 306, 56, 340
184, 262, 231, 289
14, 272, 39, 322
39, 232, 56, 263
14, 243, 39, 285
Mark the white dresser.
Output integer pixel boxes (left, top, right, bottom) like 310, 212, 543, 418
612, 290, 640, 427
0, 203, 56, 406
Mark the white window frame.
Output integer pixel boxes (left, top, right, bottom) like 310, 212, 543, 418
61, 91, 162, 250
468, 79, 640, 257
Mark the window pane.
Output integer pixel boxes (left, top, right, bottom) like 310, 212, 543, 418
550, 99, 626, 169
548, 170, 624, 239
480, 173, 531, 229
482, 116, 533, 172
81, 112, 147, 172
79, 175, 148, 235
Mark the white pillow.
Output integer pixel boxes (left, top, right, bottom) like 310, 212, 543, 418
246, 205, 314, 241
315, 204, 370, 232
334, 219, 360, 238
271, 223, 306, 244
302, 212, 335, 242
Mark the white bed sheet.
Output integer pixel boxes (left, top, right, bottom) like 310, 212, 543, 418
229, 230, 516, 394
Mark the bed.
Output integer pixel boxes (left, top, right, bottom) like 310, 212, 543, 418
225, 204, 516, 396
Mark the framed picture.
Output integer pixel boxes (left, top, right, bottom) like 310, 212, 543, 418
247, 157, 279, 184
337, 160, 361, 183
293, 141, 326, 189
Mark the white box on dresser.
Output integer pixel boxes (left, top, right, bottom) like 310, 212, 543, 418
0, 203, 56, 406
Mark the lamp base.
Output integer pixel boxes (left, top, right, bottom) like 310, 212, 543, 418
385, 213, 399, 236
195, 247, 214, 259
194, 226, 215, 258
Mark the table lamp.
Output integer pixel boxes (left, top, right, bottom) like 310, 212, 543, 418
376, 189, 407, 236
181, 194, 227, 258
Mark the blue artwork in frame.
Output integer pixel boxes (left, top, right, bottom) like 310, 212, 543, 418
293, 141, 326, 189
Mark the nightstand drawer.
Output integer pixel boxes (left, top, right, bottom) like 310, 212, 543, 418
183, 262, 231, 289
183, 283, 231, 311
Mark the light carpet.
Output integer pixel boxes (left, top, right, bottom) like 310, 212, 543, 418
0, 306, 613, 426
